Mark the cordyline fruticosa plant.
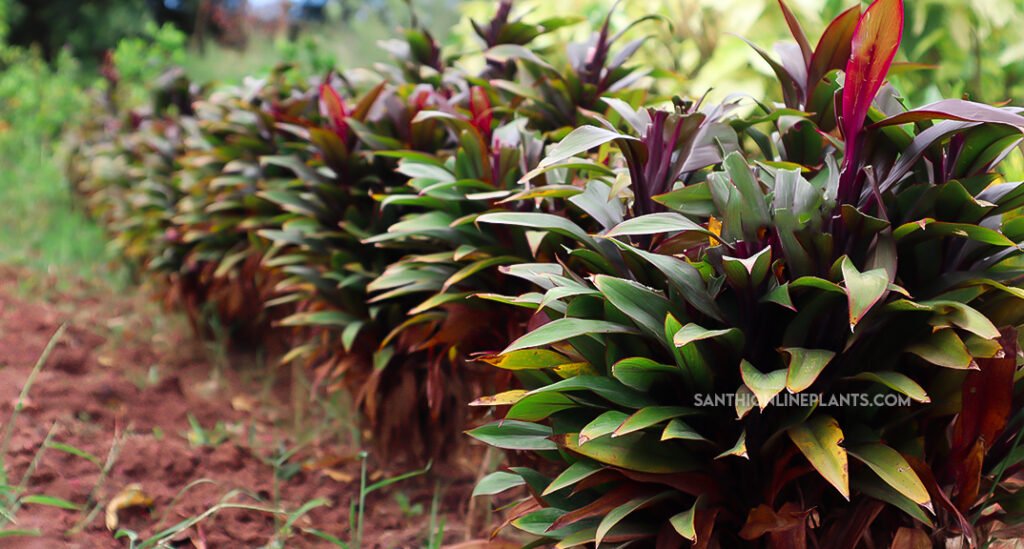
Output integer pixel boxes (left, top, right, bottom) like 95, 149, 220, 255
469, 0, 1024, 546
66, 1, 668, 460
337, 6, 660, 455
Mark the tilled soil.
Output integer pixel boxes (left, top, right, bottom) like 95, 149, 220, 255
0, 270, 503, 548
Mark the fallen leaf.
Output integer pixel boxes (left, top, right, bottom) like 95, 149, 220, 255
322, 468, 354, 483
301, 452, 355, 471
890, 527, 931, 549
105, 483, 154, 531
230, 395, 256, 412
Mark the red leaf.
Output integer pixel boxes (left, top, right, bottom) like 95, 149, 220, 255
905, 455, 975, 540
949, 327, 1017, 509
778, 0, 811, 64
837, 0, 903, 203
548, 485, 646, 531
319, 81, 350, 142
870, 99, 1024, 129
469, 86, 494, 142
953, 440, 985, 512
738, 502, 810, 541
840, 0, 904, 151
807, 5, 861, 91
953, 327, 1016, 450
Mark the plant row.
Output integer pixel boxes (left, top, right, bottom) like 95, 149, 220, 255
65, 0, 1024, 546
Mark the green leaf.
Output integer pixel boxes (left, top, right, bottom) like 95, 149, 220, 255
558, 433, 697, 473
893, 219, 1015, 246
472, 471, 526, 497
788, 415, 849, 499
606, 213, 718, 240
721, 247, 772, 289
669, 496, 704, 541
466, 421, 557, 451
543, 460, 604, 496
922, 300, 1001, 340
740, 360, 787, 410
579, 410, 629, 444
653, 182, 716, 217
537, 125, 638, 170
610, 357, 679, 391
278, 310, 358, 328
443, 255, 520, 290
783, 348, 836, 393
849, 443, 932, 507
842, 256, 889, 328
673, 323, 740, 348
907, 328, 975, 369
502, 318, 639, 353
609, 239, 724, 322
720, 152, 771, 239
614, 406, 697, 437
506, 392, 578, 421
45, 441, 101, 466
716, 430, 748, 459
477, 212, 597, 248
849, 371, 930, 403
593, 275, 671, 342
0, 530, 41, 538
661, 419, 708, 443
485, 43, 557, 71
21, 494, 82, 511
533, 376, 654, 408
595, 492, 672, 545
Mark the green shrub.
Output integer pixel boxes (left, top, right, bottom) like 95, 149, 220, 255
65, 2, 1024, 543
469, 0, 1024, 545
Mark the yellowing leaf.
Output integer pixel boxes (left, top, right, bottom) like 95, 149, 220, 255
707, 216, 722, 246
469, 390, 528, 406
230, 395, 256, 412
788, 415, 849, 499
849, 443, 932, 508
552, 362, 597, 378
323, 469, 355, 483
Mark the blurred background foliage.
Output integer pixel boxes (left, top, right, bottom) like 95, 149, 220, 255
0, 0, 1023, 280
456, 0, 1024, 105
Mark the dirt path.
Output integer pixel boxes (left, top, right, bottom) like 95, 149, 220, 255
0, 269, 495, 548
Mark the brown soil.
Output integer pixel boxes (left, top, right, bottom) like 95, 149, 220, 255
0, 269, 508, 548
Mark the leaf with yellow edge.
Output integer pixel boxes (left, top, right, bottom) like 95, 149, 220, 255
669, 496, 703, 541
715, 430, 748, 460
842, 256, 889, 329
783, 347, 836, 393
907, 328, 975, 369
788, 415, 849, 499
849, 443, 932, 508
736, 384, 756, 419
105, 483, 154, 531
740, 360, 787, 409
